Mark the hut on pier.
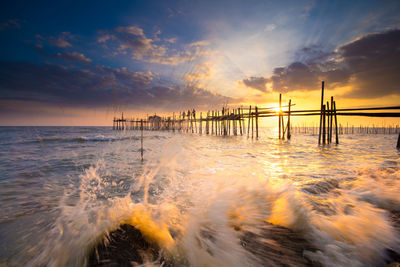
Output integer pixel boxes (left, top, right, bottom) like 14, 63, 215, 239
148, 114, 162, 130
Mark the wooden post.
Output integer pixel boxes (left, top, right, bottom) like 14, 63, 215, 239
211, 111, 214, 135
200, 112, 202, 134
206, 111, 209, 134
251, 108, 254, 139
255, 106, 259, 139
191, 112, 194, 133
140, 119, 144, 161
241, 108, 244, 135
330, 97, 334, 143
322, 104, 326, 144
224, 108, 227, 136
216, 110, 219, 135
279, 94, 282, 139
194, 110, 197, 134
173, 113, 175, 132
397, 132, 400, 149
334, 101, 339, 144
215, 110, 221, 135
239, 108, 243, 136
220, 108, 223, 135
318, 81, 325, 144
247, 106, 251, 138
326, 101, 330, 143
233, 109, 237, 136
287, 99, 291, 140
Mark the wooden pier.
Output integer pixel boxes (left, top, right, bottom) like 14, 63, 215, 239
113, 82, 400, 145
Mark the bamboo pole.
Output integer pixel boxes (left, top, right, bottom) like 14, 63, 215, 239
191, 111, 194, 133
216, 111, 219, 136
279, 94, 282, 139
334, 101, 339, 144
251, 108, 254, 139
318, 81, 325, 144
211, 111, 214, 135
194, 110, 197, 133
330, 97, 334, 143
322, 104, 326, 144
216, 110, 219, 135
255, 106, 259, 139
173, 113, 175, 132
220, 109, 222, 135
206, 111, 209, 134
241, 108, 245, 135
326, 101, 330, 143
247, 106, 251, 138
199, 112, 202, 134
287, 99, 291, 140
239, 108, 243, 136
140, 119, 144, 161
233, 109, 236, 136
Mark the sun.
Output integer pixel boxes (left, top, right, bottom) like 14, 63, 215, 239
273, 107, 282, 113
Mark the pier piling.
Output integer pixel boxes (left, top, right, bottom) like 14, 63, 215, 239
319, 81, 325, 144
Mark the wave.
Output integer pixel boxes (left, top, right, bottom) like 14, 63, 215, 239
37, 135, 141, 143
26, 137, 400, 267
35, 134, 169, 143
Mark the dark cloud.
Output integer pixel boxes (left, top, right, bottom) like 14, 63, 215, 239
339, 29, 400, 98
0, 62, 232, 111
0, 19, 21, 31
241, 29, 400, 98
36, 32, 73, 48
50, 51, 92, 64
34, 45, 92, 64
241, 77, 268, 92
269, 62, 320, 92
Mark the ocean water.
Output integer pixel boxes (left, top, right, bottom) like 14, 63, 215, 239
0, 126, 400, 266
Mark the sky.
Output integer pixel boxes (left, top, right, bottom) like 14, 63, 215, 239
0, 0, 399, 126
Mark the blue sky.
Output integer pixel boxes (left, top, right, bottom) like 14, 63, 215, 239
0, 0, 399, 125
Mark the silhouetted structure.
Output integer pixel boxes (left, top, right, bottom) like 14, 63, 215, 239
113, 81, 400, 146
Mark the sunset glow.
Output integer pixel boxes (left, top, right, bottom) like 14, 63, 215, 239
0, 0, 399, 125
1, 1, 400, 266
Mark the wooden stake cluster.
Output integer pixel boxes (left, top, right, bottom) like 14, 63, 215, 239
318, 81, 339, 144
113, 107, 259, 137
292, 124, 400, 135
112, 83, 400, 147
277, 94, 293, 140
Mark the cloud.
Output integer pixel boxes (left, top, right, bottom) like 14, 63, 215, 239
50, 51, 92, 64
34, 45, 92, 64
183, 62, 212, 85
241, 77, 268, 92
36, 32, 73, 48
338, 29, 400, 98
263, 24, 276, 32
240, 29, 400, 98
0, 62, 233, 111
0, 19, 21, 31
98, 26, 207, 65
269, 62, 321, 92
165, 37, 178, 43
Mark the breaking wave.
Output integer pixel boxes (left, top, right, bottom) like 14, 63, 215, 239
27, 136, 400, 267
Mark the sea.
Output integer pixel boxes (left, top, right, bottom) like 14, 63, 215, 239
0, 126, 399, 267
